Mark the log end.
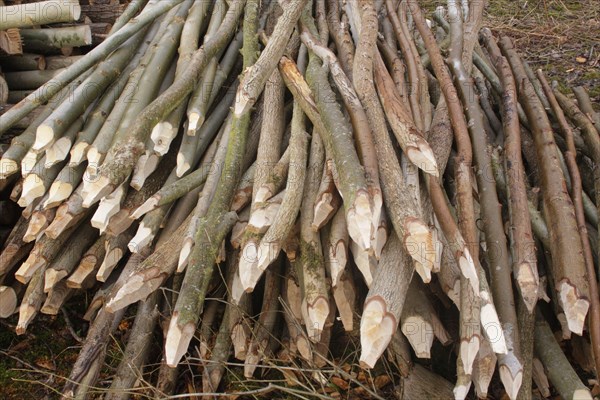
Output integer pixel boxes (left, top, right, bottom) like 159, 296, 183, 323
0, 286, 17, 318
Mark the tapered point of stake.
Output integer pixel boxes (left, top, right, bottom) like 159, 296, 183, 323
458, 247, 480, 295
46, 208, 73, 239
234, 89, 250, 118
459, 335, 480, 374
44, 182, 74, 209
499, 356, 523, 400
254, 186, 272, 204
480, 301, 508, 354
33, 124, 54, 152
165, 314, 195, 367
23, 213, 47, 242
187, 113, 202, 136
21, 151, 39, 177
177, 239, 193, 272
359, 297, 396, 369
516, 261, 539, 313
176, 153, 191, 178
46, 137, 71, 166
306, 296, 329, 343
44, 269, 67, 293
346, 191, 373, 252
406, 141, 439, 177
329, 241, 348, 287
96, 247, 123, 282
16, 305, 36, 335
18, 174, 44, 207
151, 121, 176, 155
15, 256, 44, 284
402, 316, 434, 359
131, 197, 158, 220
105, 274, 146, 313
453, 383, 471, 400
69, 142, 89, 166
256, 240, 280, 271
0, 159, 18, 179
129, 224, 153, 253
239, 239, 261, 291
558, 280, 589, 336
82, 175, 112, 208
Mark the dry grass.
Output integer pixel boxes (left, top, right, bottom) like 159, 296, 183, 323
420, 0, 600, 102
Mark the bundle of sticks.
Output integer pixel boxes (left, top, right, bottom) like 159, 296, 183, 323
0, 0, 599, 398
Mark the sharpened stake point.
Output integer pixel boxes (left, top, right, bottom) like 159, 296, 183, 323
129, 224, 153, 253
406, 142, 440, 178
346, 191, 373, 252
239, 240, 260, 291
306, 296, 329, 343
131, 197, 158, 220
177, 240, 193, 273
499, 357, 523, 400
459, 335, 480, 374
187, 113, 200, 135
480, 302, 508, 354
18, 174, 45, 207
165, 315, 195, 367
359, 298, 396, 369
402, 316, 434, 359
44, 182, 73, 209
82, 175, 112, 208
0, 159, 18, 179
558, 280, 590, 335
32, 124, 54, 151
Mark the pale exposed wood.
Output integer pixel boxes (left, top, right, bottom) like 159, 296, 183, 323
360, 233, 413, 369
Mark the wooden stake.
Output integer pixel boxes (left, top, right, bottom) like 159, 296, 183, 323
360, 233, 413, 369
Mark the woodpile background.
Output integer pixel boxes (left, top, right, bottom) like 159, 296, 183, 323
0, 0, 598, 399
